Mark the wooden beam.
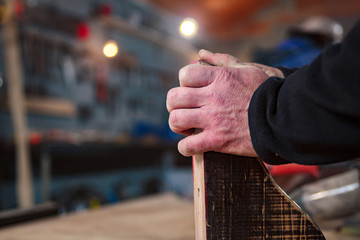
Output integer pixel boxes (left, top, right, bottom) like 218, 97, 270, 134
3, 0, 34, 208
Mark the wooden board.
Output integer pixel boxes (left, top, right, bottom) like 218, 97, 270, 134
0, 193, 355, 240
0, 194, 195, 240
193, 152, 326, 239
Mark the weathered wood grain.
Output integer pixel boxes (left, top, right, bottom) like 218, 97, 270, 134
194, 152, 326, 239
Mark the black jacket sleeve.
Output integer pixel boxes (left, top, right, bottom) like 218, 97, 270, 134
276, 66, 298, 78
249, 20, 360, 165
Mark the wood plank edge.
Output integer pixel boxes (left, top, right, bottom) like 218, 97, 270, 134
193, 153, 207, 240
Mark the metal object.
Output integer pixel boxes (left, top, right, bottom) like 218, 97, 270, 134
291, 168, 360, 220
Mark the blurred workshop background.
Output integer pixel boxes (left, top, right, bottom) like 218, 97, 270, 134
0, 0, 360, 239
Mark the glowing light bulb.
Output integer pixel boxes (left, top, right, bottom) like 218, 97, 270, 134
180, 18, 198, 38
103, 41, 118, 58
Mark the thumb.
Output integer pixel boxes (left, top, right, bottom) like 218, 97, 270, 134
199, 49, 242, 67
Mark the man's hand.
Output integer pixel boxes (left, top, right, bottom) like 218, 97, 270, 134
167, 50, 272, 157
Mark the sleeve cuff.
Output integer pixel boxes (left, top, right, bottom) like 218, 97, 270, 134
248, 77, 291, 165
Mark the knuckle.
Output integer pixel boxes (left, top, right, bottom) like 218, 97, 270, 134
208, 90, 225, 106
223, 68, 234, 77
215, 134, 226, 149
217, 68, 237, 85
166, 90, 174, 111
216, 68, 229, 79
179, 140, 193, 156
167, 88, 177, 103
179, 67, 188, 82
182, 89, 191, 99
166, 88, 181, 112
209, 133, 225, 151
169, 110, 179, 127
185, 141, 195, 155
196, 141, 207, 153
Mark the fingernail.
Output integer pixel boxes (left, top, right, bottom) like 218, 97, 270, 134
199, 49, 212, 55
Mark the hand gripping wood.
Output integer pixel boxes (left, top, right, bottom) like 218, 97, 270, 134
193, 152, 326, 239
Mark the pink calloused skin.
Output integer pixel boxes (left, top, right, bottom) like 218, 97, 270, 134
167, 49, 284, 157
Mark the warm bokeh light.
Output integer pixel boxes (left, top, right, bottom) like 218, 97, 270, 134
103, 41, 118, 58
179, 18, 198, 38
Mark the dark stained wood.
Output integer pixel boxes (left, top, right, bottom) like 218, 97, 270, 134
195, 152, 326, 239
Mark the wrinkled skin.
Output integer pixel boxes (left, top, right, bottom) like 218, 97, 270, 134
167, 49, 283, 157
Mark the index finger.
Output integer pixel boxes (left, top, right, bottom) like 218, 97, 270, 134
179, 64, 216, 87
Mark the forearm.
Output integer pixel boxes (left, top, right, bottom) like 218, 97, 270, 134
249, 20, 360, 165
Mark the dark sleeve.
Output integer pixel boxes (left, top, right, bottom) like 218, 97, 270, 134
276, 66, 298, 77
248, 20, 360, 165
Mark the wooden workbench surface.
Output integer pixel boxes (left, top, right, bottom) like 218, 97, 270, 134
0, 194, 195, 240
0, 193, 358, 240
